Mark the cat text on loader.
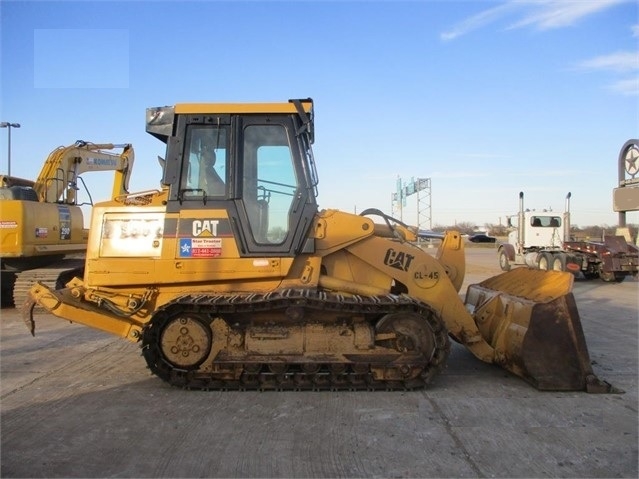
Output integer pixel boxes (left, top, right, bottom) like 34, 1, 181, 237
24, 99, 616, 393
1, 141, 134, 307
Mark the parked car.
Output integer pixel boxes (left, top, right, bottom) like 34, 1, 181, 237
469, 233, 496, 243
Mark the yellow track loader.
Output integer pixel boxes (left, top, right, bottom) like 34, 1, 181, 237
24, 100, 615, 392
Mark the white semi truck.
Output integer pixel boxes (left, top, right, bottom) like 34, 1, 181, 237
497, 192, 638, 282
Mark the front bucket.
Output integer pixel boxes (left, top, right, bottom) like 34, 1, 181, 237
465, 268, 620, 393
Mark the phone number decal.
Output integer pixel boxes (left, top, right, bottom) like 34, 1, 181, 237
179, 238, 222, 258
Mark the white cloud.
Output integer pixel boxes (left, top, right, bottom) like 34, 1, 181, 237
441, 0, 631, 41
577, 51, 639, 73
440, 1, 638, 96
576, 51, 639, 96
507, 0, 628, 31
440, 2, 519, 41
607, 77, 639, 96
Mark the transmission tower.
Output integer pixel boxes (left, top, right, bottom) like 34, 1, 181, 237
391, 176, 432, 234
416, 178, 432, 232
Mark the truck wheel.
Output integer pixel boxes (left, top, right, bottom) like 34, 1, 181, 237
600, 272, 626, 283
551, 254, 566, 272
537, 253, 551, 271
498, 250, 511, 271
583, 271, 599, 280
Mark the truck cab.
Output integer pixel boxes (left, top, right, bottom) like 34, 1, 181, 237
507, 211, 565, 253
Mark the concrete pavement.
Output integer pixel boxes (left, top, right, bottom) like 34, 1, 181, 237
1, 248, 637, 478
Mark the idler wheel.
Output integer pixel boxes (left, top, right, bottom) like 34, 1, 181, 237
159, 316, 212, 369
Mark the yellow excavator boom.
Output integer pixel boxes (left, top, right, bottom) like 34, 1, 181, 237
32, 140, 134, 204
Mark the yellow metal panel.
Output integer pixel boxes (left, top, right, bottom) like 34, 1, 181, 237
86, 257, 293, 287
314, 209, 374, 254
0, 201, 22, 255
0, 200, 85, 257
175, 102, 311, 115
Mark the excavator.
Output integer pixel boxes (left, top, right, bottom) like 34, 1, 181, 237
1, 141, 134, 307
23, 99, 616, 393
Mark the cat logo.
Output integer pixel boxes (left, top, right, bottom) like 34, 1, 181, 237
383, 248, 414, 272
192, 219, 219, 237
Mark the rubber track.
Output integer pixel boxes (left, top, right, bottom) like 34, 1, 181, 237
141, 289, 451, 391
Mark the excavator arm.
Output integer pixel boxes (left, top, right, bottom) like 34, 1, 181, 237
33, 140, 134, 204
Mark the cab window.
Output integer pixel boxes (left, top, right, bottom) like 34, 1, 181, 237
531, 216, 561, 227
243, 125, 297, 244
182, 125, 228, 198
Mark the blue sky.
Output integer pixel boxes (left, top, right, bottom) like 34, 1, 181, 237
1, 0, 637, 229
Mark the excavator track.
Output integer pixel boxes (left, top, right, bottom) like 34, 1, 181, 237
141, 289, 451, 391
13, 259, 84, 308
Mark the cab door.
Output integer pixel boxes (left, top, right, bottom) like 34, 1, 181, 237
231, 116, 317, 257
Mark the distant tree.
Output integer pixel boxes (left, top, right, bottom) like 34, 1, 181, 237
487, 223, 508, 237
455, 222, 477, 235
433, 222, 476, 234
579, 225, 609, 240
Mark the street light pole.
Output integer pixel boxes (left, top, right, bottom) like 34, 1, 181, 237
0, 122, 21, 176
